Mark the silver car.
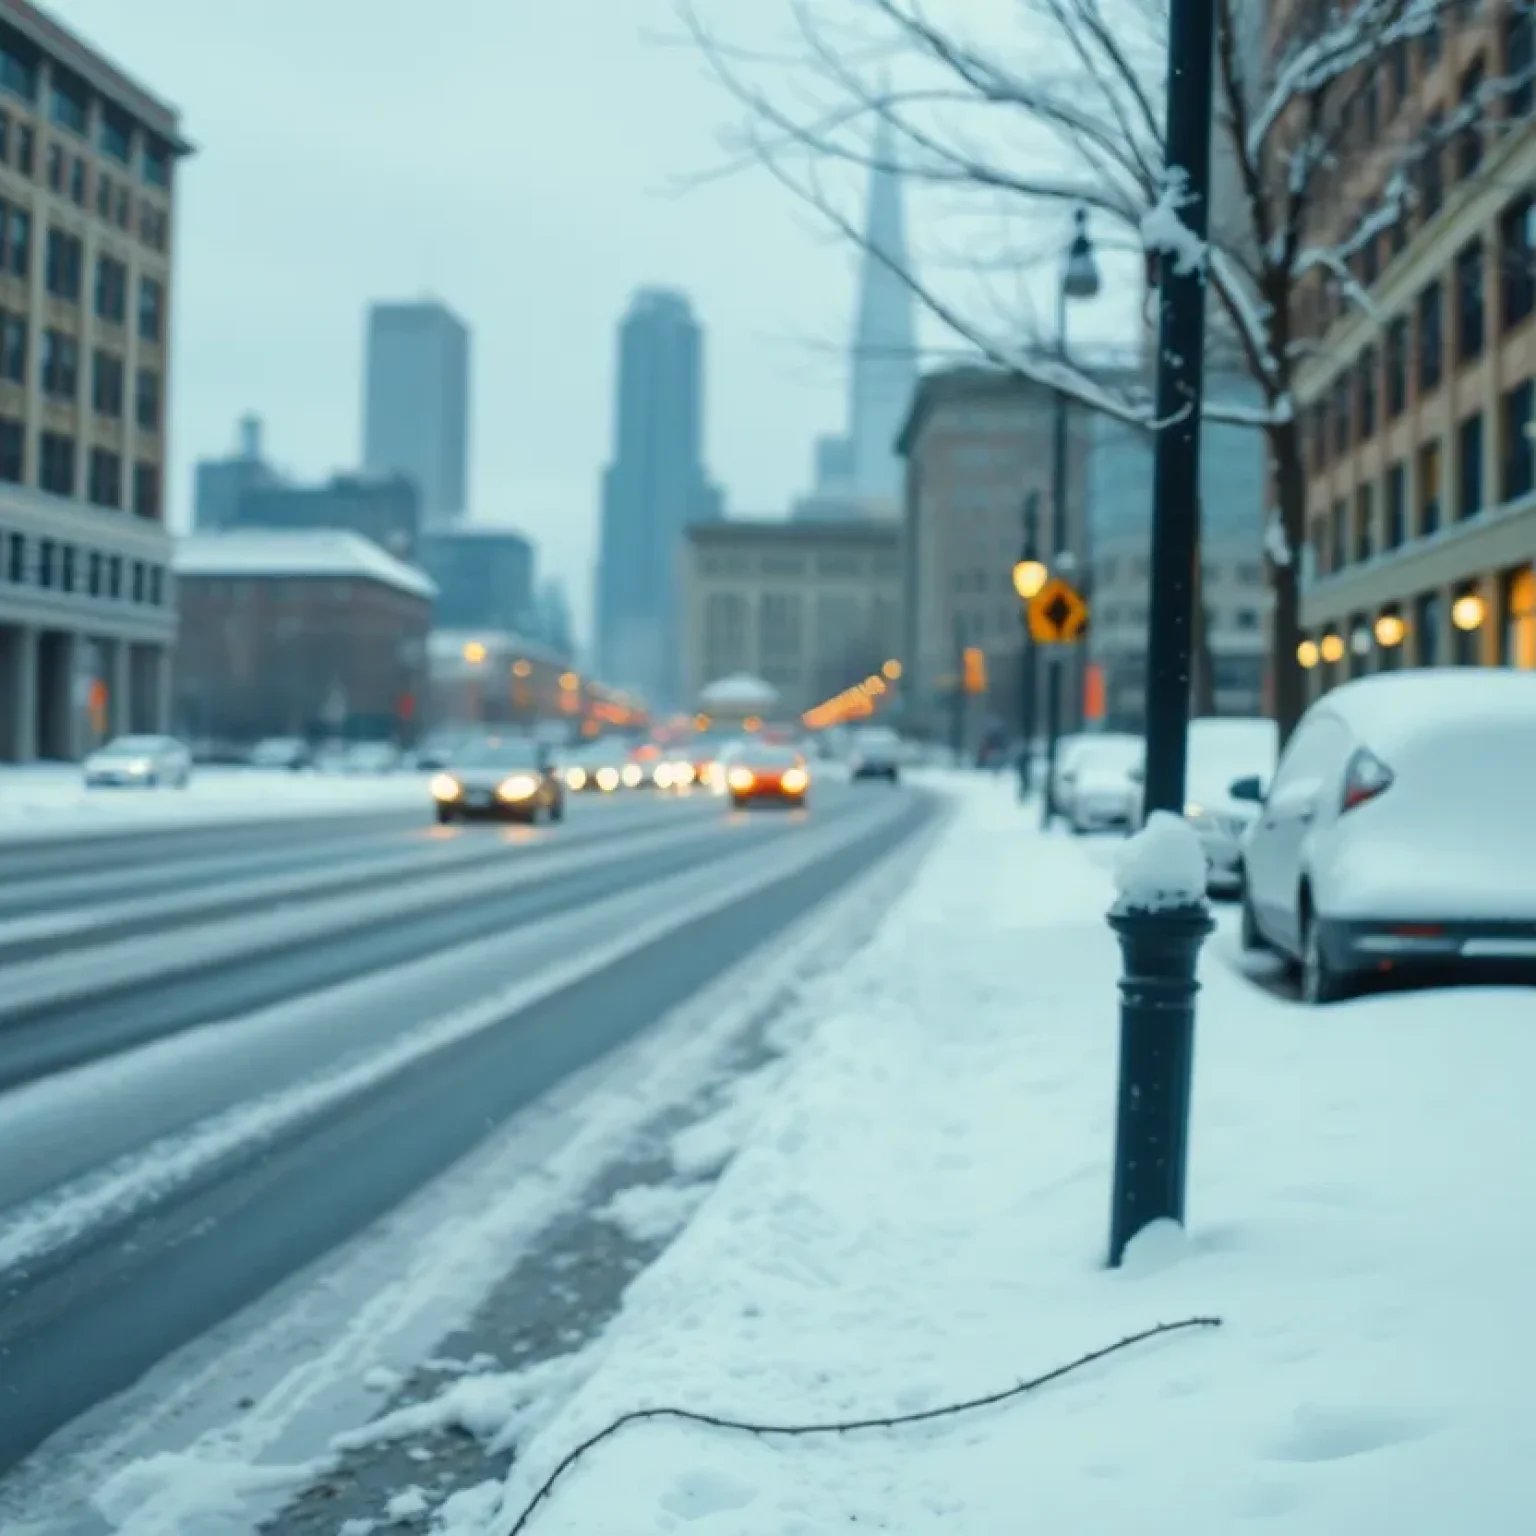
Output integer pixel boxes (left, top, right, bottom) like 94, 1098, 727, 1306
82, 733, 192, 788
1166, 718, 1278, 896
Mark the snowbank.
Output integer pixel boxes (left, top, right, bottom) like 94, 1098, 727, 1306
497, 772, 1536, 1533
0, 766, 428, 839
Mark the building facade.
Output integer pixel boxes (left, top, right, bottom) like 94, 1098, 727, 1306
0, 2, 187, 761
1086, 374, 1270, 726
193, 412, 282, 531
1292, 3, 1536, 692
594, 287, 723, 708
681, 518, 901, 716
173, 528, 435, 746
234, 471, 420, 562
362, 299, 470, 526
421, 525, 534, 633
896, 366, 1090, 741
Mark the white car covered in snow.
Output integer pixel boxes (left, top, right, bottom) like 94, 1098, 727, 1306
1237, 669, 1536, 1004
1053, 732, 1143, 831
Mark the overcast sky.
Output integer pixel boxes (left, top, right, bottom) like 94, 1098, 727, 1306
61, 0, 874, 641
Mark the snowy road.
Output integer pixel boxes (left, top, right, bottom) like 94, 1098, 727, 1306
0, 780, 936, 1479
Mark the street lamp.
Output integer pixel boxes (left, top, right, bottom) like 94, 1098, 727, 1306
1013, 492, 1047, 800
1040, 206, 1101, 831
1105, 0, 1218, 1269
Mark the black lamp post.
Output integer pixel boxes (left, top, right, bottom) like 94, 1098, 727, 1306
1013, 493, 1046, 799
1039, 207, 1100, 831
1106, 0, 1218, 1269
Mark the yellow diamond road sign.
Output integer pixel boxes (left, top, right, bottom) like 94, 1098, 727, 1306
1028, 577, 1089, 643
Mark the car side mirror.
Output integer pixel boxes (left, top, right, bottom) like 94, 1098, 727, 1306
1228, 774, 1264, 804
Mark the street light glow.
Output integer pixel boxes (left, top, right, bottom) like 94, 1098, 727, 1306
1319, 632, 1346, 664
462, 641, 487, 664
882, 659, 902, 680
1374, 613, 1406, 648
1012, 557, 1049, 600
1451, 593, 1487, 631
1297, 638, 1320, 669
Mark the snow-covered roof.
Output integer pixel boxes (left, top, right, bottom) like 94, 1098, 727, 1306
1320, 669, 1536, 753
173, 529, 437, 601
699, 673, 779, 709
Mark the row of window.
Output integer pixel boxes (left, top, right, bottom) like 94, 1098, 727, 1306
36, 228, 166, 341
1311, 377, 1536, 578
1308, 199, 1536, 473
696, 550, 898, 579
34, 329, 163, 431
0, 31, 173, 187
0, 415, 160, 516
0, 524, 167, 606
1303, 2, 1531, 335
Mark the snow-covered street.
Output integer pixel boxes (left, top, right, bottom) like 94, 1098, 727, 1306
389, 772, 1535, 1534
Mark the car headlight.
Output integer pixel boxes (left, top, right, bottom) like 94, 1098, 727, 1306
566, 767, 587, 790
621, 763, 642, 788
654, 764, 674, 789
431, 773, 462, 801
498, 774, 538, 801
782, 767, 808, 793
727, 766, 754, 791
671, 761, 695, 785
125, 759, 151, 775
596, 766, 620, 791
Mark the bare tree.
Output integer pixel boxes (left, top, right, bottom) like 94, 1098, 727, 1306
680, 0, 1529, 741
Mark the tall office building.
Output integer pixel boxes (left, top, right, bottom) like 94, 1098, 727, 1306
594, 288, 721, 707
806, 111, 918, 513
362, 300, 470, 525
421, 526, 535, 633
0, 1, 189, 763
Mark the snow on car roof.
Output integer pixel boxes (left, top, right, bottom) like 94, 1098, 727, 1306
1317, 668, 1536, 752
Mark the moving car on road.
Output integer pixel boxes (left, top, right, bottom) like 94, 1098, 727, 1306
561, 740, 628, 794
82, 734, 192, 789
431, 736, 565, 825
1238, 670, 1536, 1004
849, 726, 902, 783
723, 743, 810, 809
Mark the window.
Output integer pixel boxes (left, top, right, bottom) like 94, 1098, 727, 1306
1332, 376, 1351, 453
1385, 462, 1406, 549
68, 155, 85, 207
87, 448, 120, 508
0, 415, 21, 483
60, 543, 74, 593
115, 185, 128, 229
95, 170, 112, 219
0, 310, 20, 384
1508, 4, 1535, 118
1419, 117, 1443, 218
1310, 401, 1328, 471
139, 202, 166, 252
1418, 282, 1443, 389
37, 537, 54, 587
1418, 440, 1442, 535
1330, 499, 1347, 572
138, 276, 163, 341
1415, 591, 1442, 666
134, 367, 160, 432
0, 203, 26, 279
142, 138, 171, 189
130, 560, 144, 602
1459, 59, 1486, 177
94, 254, 127, 323
40, 328, 77, 399
98, 107, 132, 164
1503, 380, 1535, 501
15, 122, 31, 176
1459, 412, 1484, 519
0, 39, 38, 103
1501, 196, 1536, 327
0, 108, 8, 164
48, 74, 88, 136
1355, 483, 1375, 562
38, 431, 75, 496
1386, 317, 1408, 416
4, 530, 22, 581
133, 460, 161, 519
1456, 239, 1485, 361
44, 140, 61, 192
1356, 347, 1377, 438
107, 554, 121, 599
92, 349, 123, 416
44, 228, 82, 302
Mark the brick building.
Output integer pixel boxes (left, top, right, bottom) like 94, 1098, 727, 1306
172, 528, 435, 747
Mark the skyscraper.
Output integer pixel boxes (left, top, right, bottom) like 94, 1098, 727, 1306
594, 289, 721, 707
806, 111, 918, 513
362, 300, 471, 525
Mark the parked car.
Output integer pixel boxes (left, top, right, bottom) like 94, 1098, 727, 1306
248, 736, 312, 771
1051, 733, 1142, 830
849, 726, 903, 783
340, 741, 402, 775
1238, 669, 1536, 1004
1128, 717, 1279, 894
82, 734, 192, 788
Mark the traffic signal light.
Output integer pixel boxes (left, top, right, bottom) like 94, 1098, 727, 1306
962, 646, 987, 695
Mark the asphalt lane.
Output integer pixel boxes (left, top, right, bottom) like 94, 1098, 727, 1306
0, 779, 936, 1476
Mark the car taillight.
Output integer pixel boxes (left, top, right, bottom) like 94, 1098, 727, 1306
1341, 746, 1393, 813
